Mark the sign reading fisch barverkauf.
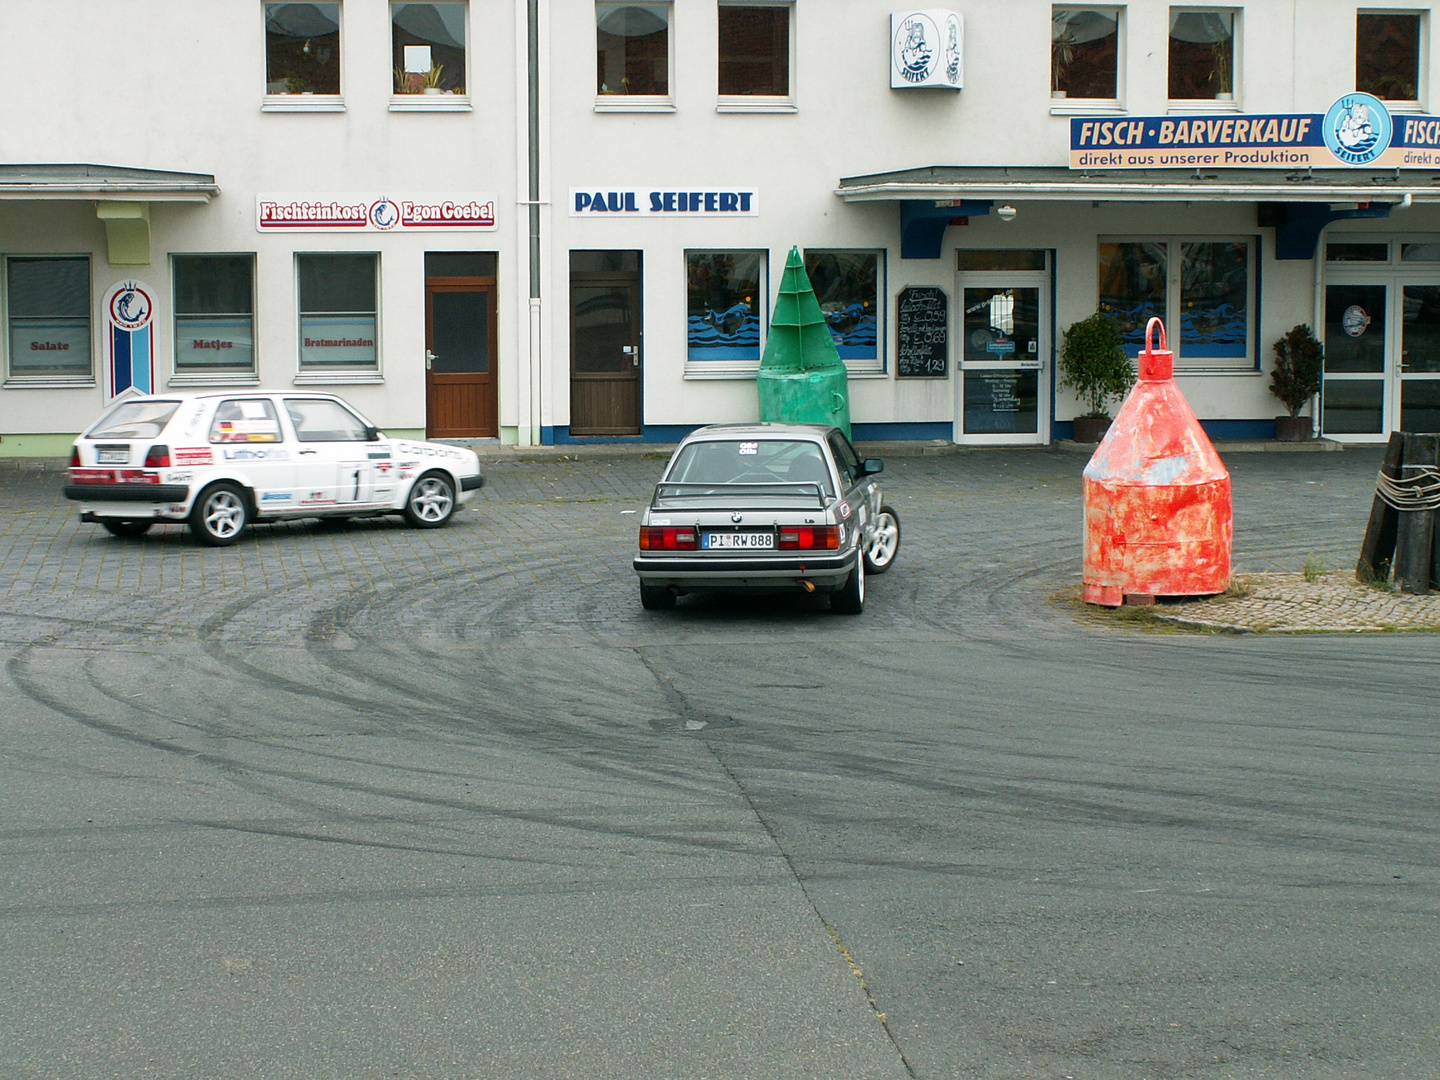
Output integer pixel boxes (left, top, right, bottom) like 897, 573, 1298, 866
570, 188, 759, 216
1071, 93, 1440, 169
256, 194, 496, 231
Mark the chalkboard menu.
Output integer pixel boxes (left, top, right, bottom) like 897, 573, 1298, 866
897, 287, 948, 377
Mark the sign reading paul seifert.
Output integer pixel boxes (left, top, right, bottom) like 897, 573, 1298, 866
1070, 93, 1440, 170
570, 188, 759, 216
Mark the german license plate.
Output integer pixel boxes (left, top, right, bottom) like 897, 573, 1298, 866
703, 531, 774, 549
96, 446, 130, 464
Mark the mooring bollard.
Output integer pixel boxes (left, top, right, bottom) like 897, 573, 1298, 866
1357, 431, 1440, 594
1082, 317, 1233, 607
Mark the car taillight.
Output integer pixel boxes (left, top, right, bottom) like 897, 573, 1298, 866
778, 525, 839, 550
144, 444, 171, 468
70, 445, 81, 467
639, 526, 698, 551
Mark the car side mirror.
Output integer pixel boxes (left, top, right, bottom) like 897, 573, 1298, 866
861, 458, 884, 476
365, 425, 380, 441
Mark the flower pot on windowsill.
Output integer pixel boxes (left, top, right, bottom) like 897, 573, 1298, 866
1073, 415, 1112, 443
1274, 415, 1313, 441
424, 87, 443, 95
1051, 89, 1067, 99
1215, 92, 1234, 101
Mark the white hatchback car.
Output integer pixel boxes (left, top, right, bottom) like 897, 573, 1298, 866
64, 391, 483, 545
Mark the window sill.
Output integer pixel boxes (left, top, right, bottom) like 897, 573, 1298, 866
1382, 100, 1425, 114
716, 97, 797, 114
389, 94, 472, 112
3, 376, 95, 389
684, 365, 759, 380
293, 371, 385, 385
1167, 98, 1240, 114
1049, 98, 1125, 116
262, 95, 346, 113
594, 97, 676, 113
168, 373, 261, 387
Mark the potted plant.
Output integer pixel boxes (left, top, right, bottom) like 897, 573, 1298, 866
423, 63, 445, 94
1051, 21, 1075, 97
1060, 311, 1135, 442
1269, 323, 1323, 440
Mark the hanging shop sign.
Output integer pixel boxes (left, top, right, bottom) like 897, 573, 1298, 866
569, 188, 759, 216
256, 194, 496, 231
1070, 93, 1440, 170
103, 280, 156, 401
890, 10, 962, 90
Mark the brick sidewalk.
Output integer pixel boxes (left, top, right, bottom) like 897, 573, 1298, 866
1149, 571, 1440, 633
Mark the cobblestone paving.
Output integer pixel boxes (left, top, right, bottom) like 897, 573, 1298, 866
1153, 571, 1440, 632
0, 443, 1422, 644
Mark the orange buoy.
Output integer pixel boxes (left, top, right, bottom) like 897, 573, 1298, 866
1082, 317, 1232, 607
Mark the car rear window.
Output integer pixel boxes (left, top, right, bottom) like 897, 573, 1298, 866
85, 400, 182, 440
666, 439, 833, 495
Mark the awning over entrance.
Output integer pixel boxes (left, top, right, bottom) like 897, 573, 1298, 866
0, 164, 219, 267
836, 165, 1440, 259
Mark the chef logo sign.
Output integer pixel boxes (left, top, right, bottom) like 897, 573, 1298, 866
1070, 93, 1440, 169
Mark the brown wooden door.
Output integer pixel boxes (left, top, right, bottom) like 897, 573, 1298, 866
570, 272, 641, 435
426, 277, 497, 438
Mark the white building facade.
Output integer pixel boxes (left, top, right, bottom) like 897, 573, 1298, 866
3, 1, 1440, 456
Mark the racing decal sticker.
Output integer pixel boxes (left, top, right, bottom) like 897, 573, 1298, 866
103, 280, 156, 401
839, 501, 852, 518
261, 492, 292, 502
396, 442, 467, 460
173, 447, 215, 466
223, 447, 289, 461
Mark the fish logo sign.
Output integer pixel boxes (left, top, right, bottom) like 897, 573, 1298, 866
103, 280, 156, 400
1324, 93, 1392, 166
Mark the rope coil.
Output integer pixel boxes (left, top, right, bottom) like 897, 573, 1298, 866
1376, 464, 1440, 511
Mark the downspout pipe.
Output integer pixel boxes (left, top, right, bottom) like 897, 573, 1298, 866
526, 0, 542, 445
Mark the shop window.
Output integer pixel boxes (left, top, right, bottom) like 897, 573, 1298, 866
173, 255, 255, 376
297, 254, 378, 372
264, 3, 341, 95
803, 250, 883, 374
1328, 242, 1390, 262
6, 257, 91, 380
1168, 9, 1235, 101
392, 2, 467, 96
1051, 8, 1119, 100
686, 250, 766, 374
1357, 12, 1422, 102
1098, 238, 1254, 372
596, 3, 670, 98
718, 4, 791, 100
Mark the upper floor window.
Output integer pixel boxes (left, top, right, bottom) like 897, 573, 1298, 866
264, 3, 341, 95
718, 4, 791, 100
6, 257, 91, 381
392, 2, 467, 96
597, 3, 671, 97
173, 255, 256, 377
1168, 9, 1235, 100
1357, 11, 1422, 103
1052, 8, 1120, 100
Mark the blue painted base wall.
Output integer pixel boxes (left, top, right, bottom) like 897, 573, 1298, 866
544, 419, 1281, 445
1051, 419, 1277, 441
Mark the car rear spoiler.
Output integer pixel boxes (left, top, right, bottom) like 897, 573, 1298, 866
650, 481, 828, 509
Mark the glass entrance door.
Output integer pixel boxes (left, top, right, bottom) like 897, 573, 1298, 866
1322, 279, 1440, 438
956, 277, 1048, 444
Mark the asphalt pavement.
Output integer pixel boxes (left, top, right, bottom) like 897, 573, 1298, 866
1, 444, 1437, 1080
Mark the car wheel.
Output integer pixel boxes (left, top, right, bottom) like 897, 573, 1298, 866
831, 556, 865, 614
640, 584, 676, 611
864, 505, 901, 574
190, 482, 250, 547
404, 471, 456, 528
101, 520, 153, 539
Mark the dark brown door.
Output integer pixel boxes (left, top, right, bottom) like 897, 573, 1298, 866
425, 277, 497, 439
570, 272, 641, 435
